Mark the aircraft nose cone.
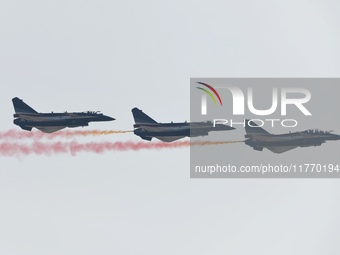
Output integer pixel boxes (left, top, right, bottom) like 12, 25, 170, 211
105, 116, 115, 121
100, 115, 115, 121
329, 133, 340, 140
216, 124, 235, 130
323, 132, 340, 140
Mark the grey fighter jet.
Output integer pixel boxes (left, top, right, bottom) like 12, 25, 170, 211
132, 107, 234, 142
12, 97, 115, 133
244, 119, 340, 153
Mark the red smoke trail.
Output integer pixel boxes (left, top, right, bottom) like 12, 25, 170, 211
0, 129, 132, 140
0, 140, 241, 157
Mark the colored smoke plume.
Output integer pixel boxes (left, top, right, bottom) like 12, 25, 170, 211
0, 140, 242, 157
0, 129, 133, 140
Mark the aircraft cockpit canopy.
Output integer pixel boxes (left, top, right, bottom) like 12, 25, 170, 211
83, 111, 103, 115
305, 129, 333, 134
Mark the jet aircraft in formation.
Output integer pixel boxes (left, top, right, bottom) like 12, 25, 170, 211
244, 119, 340, 153
10, 98, 340, 153
131, 107, 234, 142
12, 97, 115, 133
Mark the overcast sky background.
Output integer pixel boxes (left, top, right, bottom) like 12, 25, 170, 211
1, 1, 340, 254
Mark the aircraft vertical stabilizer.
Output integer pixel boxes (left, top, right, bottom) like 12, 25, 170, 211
132, 107, 158, 124
12, 97, 38, 114
245, 119, 270, 135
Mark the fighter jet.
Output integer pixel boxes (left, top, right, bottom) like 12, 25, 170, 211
244, 119, 340, 153
131, 107, 234, 142
12, 97, 115, 133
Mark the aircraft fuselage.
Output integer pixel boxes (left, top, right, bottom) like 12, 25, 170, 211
134, 122, 234, 142
13, 112, 114, 133
245, 130, 340, 153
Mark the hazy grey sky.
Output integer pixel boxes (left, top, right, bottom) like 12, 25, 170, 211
1, 1, 340, 254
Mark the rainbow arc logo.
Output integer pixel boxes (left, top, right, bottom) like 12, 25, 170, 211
196, 82, 223, 106
196, 82, 223, 115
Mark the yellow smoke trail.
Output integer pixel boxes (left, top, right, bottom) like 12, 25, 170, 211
55, 130, 134, 137
191, 140, 244, 146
